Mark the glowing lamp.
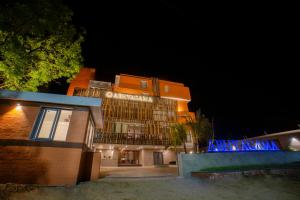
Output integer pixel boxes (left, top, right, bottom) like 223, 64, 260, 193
16, 103, 22, 110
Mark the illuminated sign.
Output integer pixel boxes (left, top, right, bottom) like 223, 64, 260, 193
105, 91, 153, 103
208, 139, 280, 152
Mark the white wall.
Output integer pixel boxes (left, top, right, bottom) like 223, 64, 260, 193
100, 149, 118, 167
163, 150, 177, 165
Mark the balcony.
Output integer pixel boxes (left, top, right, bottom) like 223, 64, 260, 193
94, 132, 172, 146
73, 87, 102, 98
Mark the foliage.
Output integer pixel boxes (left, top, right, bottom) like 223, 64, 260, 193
187, 114, 213, 152
170, 123, 188, 153
0, 0, 84, 91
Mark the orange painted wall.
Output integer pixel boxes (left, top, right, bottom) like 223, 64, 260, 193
189, 112, 196, 121
159, 80, 191, 101
177, 101, 189, 112
67, 68, 96, 96
116, 74, 154, 95
113, 86, 151, 96
116, 74, 191, 101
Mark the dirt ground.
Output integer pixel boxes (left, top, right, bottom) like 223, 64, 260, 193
2, 175, 300, 200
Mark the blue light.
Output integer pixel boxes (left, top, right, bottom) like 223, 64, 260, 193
208, 139, 280, 152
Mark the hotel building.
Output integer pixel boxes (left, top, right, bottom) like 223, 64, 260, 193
68, 68, 195, 167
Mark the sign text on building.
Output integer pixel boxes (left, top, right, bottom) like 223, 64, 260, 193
105, 91, 153, 103
208, 139, 280, 152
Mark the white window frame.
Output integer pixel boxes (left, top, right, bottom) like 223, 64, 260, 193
31, 107, 72, 141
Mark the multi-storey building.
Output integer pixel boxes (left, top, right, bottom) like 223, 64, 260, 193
67, 68, 195, 167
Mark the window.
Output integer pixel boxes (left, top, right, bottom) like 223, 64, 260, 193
31, 108, 72, 141
164, 85, 169, 93
153, 110, 167, 121
85, 115, 95, 149
54, 110, 72, 141
115, 122, 122, 133
140, 80, 148, 89
122, 124, 128, 133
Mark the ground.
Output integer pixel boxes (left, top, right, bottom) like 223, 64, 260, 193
100, 166, 177, 178
1, 167, 300, 200
2, 175, 300, 200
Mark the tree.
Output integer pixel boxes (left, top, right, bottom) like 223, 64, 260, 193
0, 0, 84, 91
170, 123, 188, 154
187, 115, 213, 153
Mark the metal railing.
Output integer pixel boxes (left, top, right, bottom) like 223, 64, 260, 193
73, 87, 102, 97
94, 132, 172, 146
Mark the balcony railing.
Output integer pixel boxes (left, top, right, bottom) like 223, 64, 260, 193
94, 132, 172, 146
73, 87, 102, 97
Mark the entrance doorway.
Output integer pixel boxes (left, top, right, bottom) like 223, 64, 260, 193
153, 152, 163, 165
118, 150, 140, 166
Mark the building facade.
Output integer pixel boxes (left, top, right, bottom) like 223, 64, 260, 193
68, 68, 195, 166
248, 129, 300, 151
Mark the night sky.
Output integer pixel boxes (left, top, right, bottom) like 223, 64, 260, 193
57, 1, 299, 139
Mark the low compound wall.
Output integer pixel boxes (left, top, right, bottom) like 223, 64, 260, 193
178, 151, 300, 177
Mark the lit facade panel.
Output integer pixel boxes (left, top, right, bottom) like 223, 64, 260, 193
69, 68, 195, 167
74, 88, 178, 146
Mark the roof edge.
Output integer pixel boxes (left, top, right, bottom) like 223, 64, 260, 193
0, 90, 101, 107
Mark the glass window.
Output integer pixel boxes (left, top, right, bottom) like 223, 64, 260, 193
115, 122, 122, 133
88, 121, 94, 148
38, 109, 57, 139
32, 108, 73, 141
85, 115, 95, 149
54, 110, 72, 141
122, 124, 128, 133
140, 80, 148, 89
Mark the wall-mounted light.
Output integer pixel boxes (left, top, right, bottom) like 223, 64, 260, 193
189, 151, 193, 154
291, 137, 298, 142
289, 137, 300, 151
16, 103, 22, 110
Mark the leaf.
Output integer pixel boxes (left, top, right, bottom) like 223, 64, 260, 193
0, 0, 84, 91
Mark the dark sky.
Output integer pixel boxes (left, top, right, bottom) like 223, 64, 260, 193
60, 0, 299, 139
